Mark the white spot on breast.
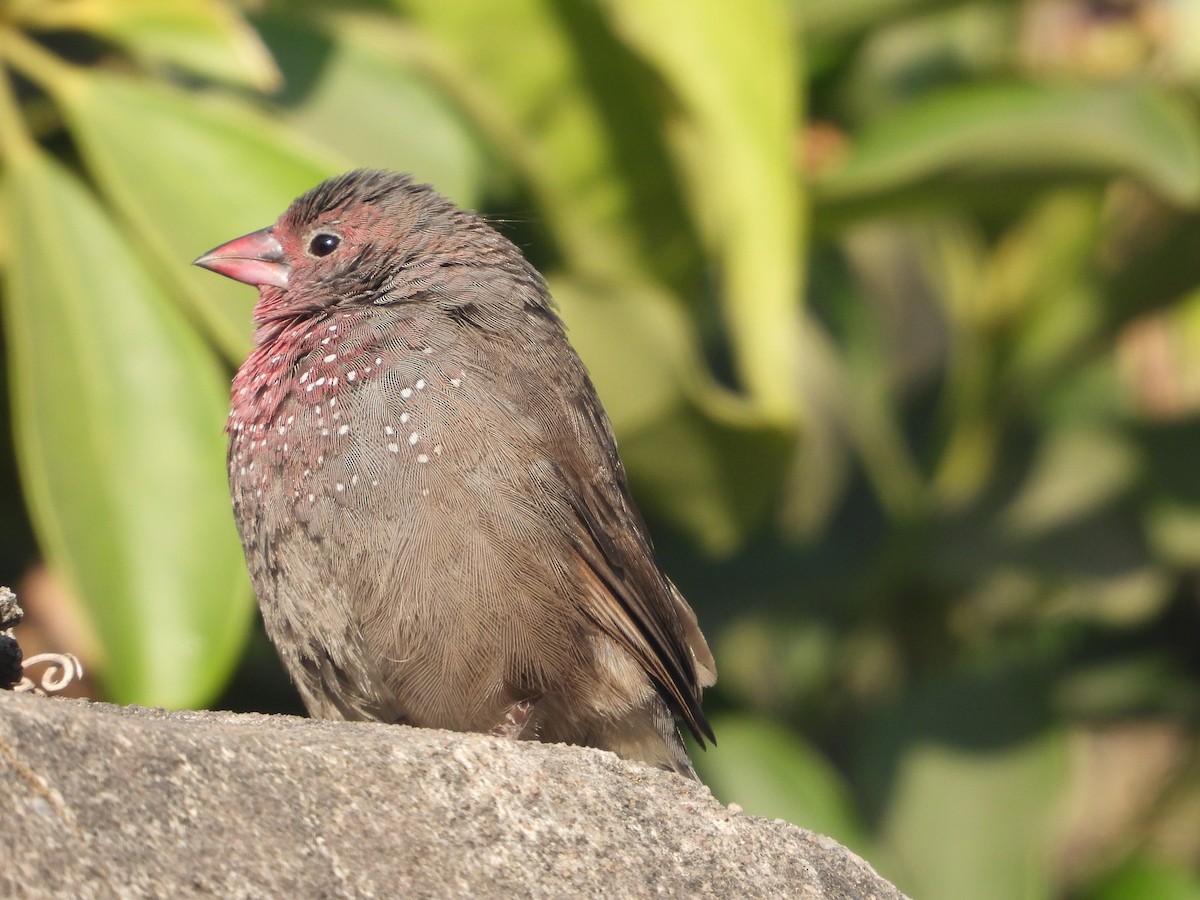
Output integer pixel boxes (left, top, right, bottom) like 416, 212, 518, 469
399, 412, 410, 424
450, 378, 462, 387
337, 424, 349, 435
400, 388, 412, 399
323, 353, 336, 363
384, 426, 395, 436
387, 443, 400, 453
408, 432, 420, 445
415, 379, 426, 390
417, 453, 429, 464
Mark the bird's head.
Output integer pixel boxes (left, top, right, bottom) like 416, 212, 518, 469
194, 169, 523, 329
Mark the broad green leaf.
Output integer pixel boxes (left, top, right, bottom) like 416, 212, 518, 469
999, 427, 1138, 537
1083, 858, 1200, 900
394, 0, 692, 284
695, 713, 870, 853
2, 151, 251, 706
600, 0, 805, 424
799, 0, 959, 43
877, 733, 1065, 900
53, 71, 341, 360
18, 0, 280, 90
714, 615, 836, 712
549, 276, 689, 435
258, 12, 487, 206
551, 274, 793, 549
619, 400, 792, 555
817, 82, 1200, 209
857, 671, 1067, 900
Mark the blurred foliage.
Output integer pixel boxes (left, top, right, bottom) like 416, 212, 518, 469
2, 0, 1200, 896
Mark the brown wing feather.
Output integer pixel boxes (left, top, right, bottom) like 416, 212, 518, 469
558, 453, 716, 746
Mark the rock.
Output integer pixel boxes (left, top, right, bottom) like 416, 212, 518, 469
0, 691, 906, 898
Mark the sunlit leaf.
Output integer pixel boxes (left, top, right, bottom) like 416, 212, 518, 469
394, 0, 692, 285
856, 671, 1067, 900
999, 427, 1138, 537
54, 71, 340, 360
601, 0, 805, 423
2, 151, 251, 706
549, 276, 687, 435
258, 11, 487, 206
695, 713, 870, 854
1083, 857, 1200, 900
799, 0, 953, 43
818, 82, 1200, 209
619, 401, 792, 555
20, 0, 281, 90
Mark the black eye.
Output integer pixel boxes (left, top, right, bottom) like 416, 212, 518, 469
308, 233, 340, 257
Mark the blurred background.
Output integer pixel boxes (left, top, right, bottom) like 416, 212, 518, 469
3, 0, 1200, 896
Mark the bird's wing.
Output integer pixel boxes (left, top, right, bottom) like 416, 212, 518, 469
541, 359, 716, 745
565, 475, 716, 745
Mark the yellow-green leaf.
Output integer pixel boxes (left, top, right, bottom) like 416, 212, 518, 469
600, 0, 805, 423
19, 0, 281, 90
53, 71, 341, 361
2, 151, 251, 707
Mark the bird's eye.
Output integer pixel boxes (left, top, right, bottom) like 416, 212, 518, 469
308, 233, 341, 257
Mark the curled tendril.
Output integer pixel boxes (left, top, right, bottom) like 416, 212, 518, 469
16, 652, 84, 695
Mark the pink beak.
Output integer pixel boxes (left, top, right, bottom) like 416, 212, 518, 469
193, 228, 290, 289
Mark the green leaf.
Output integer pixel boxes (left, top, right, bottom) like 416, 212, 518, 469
391, 0, 648, 271
2, 151, 252, 707
600, 0, 805, 423
799, 0, 957, 43
856, 670, 1067, 900
619, 400, 792, 555
54, 71, 341, 361
258, 11, 487, 206
695, 713, 869, 853
549, 276, 688, 435
21, 0, 282, 90
817, 82, 1200, 210
1083, 858, 1200, 900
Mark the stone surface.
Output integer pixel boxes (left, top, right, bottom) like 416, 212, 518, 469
0, 691, 906, 898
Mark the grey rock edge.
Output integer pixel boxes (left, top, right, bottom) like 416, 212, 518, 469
0, 691, 906, 899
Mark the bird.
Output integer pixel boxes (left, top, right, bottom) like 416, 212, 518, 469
194, 169, 716, 778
